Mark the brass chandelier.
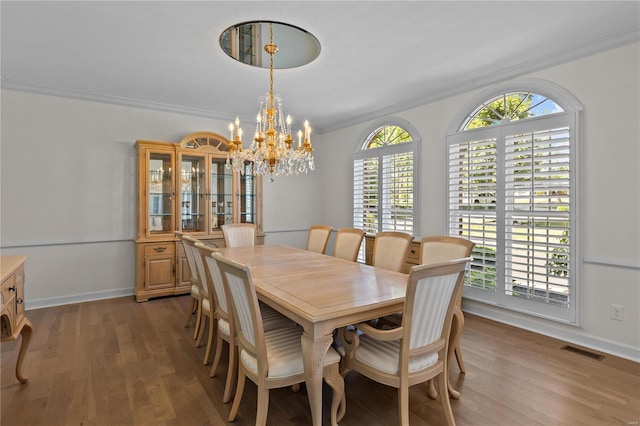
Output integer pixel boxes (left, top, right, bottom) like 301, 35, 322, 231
226, 23, 315, 178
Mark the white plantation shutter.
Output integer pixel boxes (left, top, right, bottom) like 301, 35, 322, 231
353, 156, 379, 234
447, 135, 498, 291
353, 124, 417, 262
447, 106, 577, 324
381, 151, 413, 233
504, 126, 571, 307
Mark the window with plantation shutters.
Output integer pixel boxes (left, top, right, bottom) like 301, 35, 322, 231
447, 87, 579, 324
354, 123, 417, 261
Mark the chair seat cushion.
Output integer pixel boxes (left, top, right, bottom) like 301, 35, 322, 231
191, 284, 200, 297
355, 334, 438, 375
202, 298, 212, 315
241, 327, 341, 379
217, 318, 230, 336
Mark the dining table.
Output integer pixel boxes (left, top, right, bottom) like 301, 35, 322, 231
215, 244, 409, 426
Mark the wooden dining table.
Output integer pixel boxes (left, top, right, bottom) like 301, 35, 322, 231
215, 244, 409, 426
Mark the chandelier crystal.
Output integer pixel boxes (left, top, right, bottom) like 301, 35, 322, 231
226, 23, 315, 178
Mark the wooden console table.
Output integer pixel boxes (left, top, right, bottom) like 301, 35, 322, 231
1, 255, 33, 383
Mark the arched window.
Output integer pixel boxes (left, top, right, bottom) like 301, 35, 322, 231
353, 120, 419, 247
446, 79, 581, 324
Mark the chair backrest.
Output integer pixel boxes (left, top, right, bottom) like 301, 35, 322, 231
179, 233, 199, 286
222, 223, 256, 247
420, 236, 475, 307
183, 235, 209, 299
401, 258, 471, 356
196, 243, 230, 320
333, 228, 365, 262
371, 231, 413, 272
420, 236, 475, 266
213, 255, 267, 373
306, 225, 333, 254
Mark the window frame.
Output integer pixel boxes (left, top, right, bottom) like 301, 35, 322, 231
446, 79, 582, 325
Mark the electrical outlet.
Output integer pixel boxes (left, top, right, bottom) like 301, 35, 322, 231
610, 304, 624, 321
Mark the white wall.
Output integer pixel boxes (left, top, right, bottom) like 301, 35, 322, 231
1, 42, 638, 361
314, 42, 640, 361
0, 90, 319, 306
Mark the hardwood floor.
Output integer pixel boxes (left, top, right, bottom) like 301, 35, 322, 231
2, 295, 638, 425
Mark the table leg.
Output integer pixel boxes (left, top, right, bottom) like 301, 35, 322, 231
16, 319, 33, 384
301, 332, 333, 426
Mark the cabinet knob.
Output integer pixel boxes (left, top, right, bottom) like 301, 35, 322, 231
8, 286, 16, 293
17, 298, 23, 305
153, 247, 167, 253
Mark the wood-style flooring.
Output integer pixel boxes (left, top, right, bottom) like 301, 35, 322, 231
2, 295, 639, 425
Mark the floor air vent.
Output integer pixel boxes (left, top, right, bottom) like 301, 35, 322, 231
561, 345, 605, 361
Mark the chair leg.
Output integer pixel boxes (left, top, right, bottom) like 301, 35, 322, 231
203, 317, 216, 365
209, 332, 223, 378
447, 308, 464, 399
398, 381, 410, 426
450, 308, 465, 373
222, 340, 237, 404
438, 375, 456, 426
228, 368, 246, 422
184, 296, 197, 328
255, 386, 270, 426
195, 314, 207, 347
428, 379, 438, 399
193, 299, 202, 340
324, 365, 346, 425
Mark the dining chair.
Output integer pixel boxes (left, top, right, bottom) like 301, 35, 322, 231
371, 231, 413, 272
420, 236, 475, 379
178, 232, 202, 339
340, 257, 472, 426
213, 254, 346, 426
183, 235, 216, 365
221, 223, 256, 247
197, 243, 297, 404
376, 235, 475, 399
306, 225, 333, 254
333, 228, 365, 262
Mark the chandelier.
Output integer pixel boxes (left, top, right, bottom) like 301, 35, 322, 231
225, 23, 315, 178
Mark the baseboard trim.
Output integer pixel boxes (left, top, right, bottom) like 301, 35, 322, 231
27, 288, 134, 310
463, 301, 640, 363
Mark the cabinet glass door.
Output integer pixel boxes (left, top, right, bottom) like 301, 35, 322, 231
148, 153, 173, 234
210, 157, 233, 232
179, 155, 206, 232
239, 162, 257, 224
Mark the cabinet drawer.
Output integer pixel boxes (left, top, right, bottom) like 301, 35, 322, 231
1, 274, 16, 337
144, 244, 175, 256
14, 266, 25, 316
406, 243, 421, 265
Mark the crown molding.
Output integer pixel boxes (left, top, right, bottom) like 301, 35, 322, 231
320, 30, 639, 134
2, 29, 638, 136
0, 79, 237, 123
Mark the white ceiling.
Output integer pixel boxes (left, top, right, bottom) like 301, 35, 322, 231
2, 1, 639, 134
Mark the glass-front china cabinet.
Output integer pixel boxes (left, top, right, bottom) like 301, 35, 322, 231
135, 132, 263, 302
